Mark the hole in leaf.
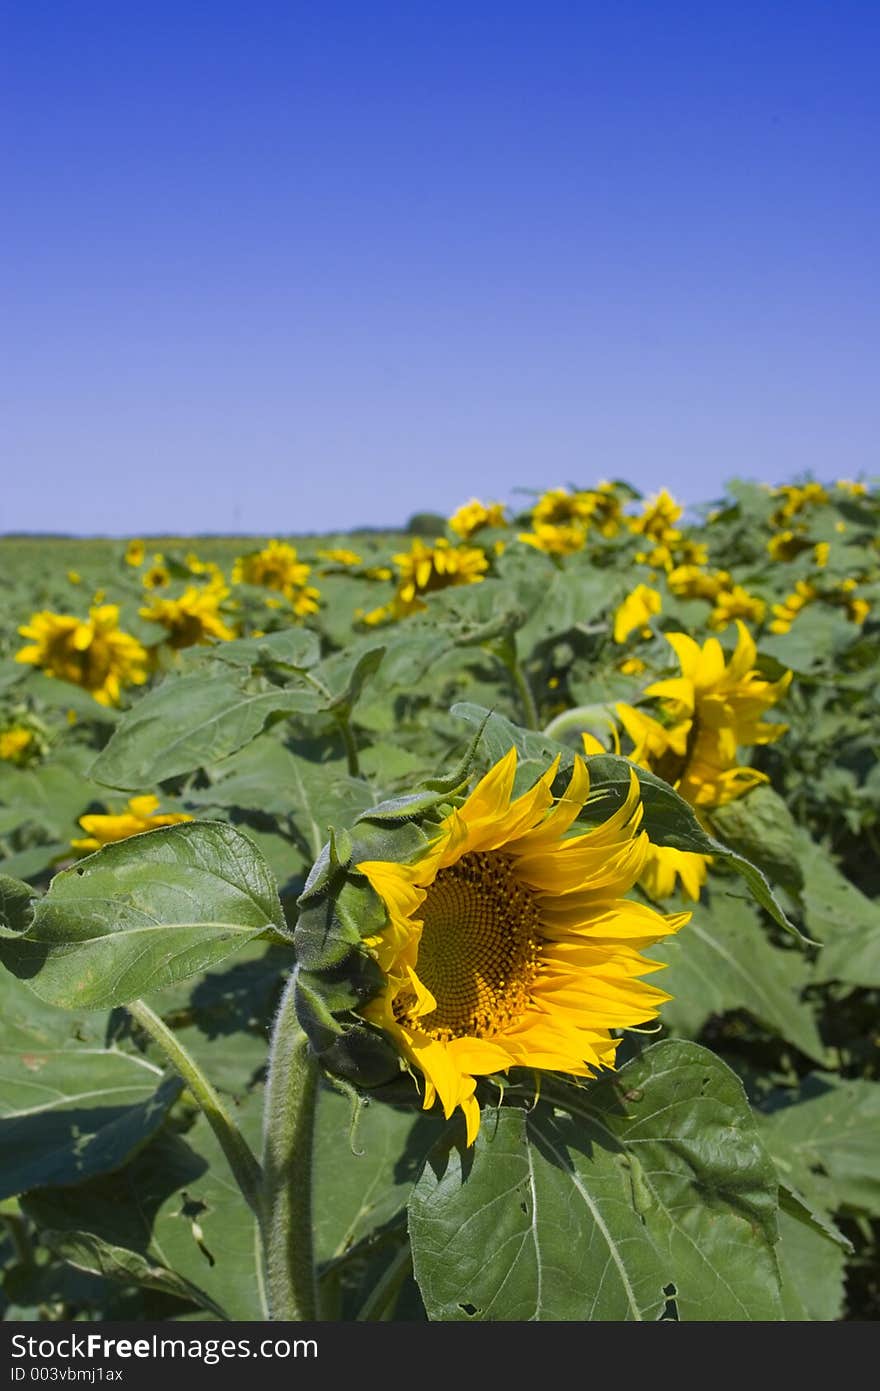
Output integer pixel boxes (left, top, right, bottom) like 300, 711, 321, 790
459, 1303, 479, 1317
661, 1282, 679, 1321
519, 1200, 529, 1215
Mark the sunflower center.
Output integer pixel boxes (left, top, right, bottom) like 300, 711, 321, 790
399, 851, 542, 1042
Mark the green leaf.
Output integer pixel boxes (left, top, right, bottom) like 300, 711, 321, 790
186, 740, 375, 860
776, 1209, 847, 1321
757, 1074, 880, 1218
0, 874, 36, 935
408, 1040, 782, 1321
313, 1087, 442, 1267
0, 956, 182, 1200
708, 784, 804, 895
0, 756, 107, 842
89, 671, 319, 788
23, 1097, 266, 1320
647, 889, 829, 1064
37, 1229, 227, 1319
0, 822, 286, 1009
210, 628, 321, 671
797, 832, 880, 987
0, 1021, 181, 1201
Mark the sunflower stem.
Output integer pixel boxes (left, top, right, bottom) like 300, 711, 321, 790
261, 971, 320, 1321
334, 711, 361, 776
126, 999, 263, 1216
498, 649, 539, 731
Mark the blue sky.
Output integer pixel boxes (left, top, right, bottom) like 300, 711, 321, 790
2, 1, 878, 535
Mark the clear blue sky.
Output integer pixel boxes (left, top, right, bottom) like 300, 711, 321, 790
2, 1, 878, 535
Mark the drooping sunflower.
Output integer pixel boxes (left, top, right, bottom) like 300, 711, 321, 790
71, 794, 193, 854
355, 747, 688, 1143
15, 605, 149, 706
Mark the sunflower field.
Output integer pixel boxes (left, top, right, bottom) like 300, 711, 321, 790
1, 477, 878, 1324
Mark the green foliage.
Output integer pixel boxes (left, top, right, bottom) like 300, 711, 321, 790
1, 481, 878, 1321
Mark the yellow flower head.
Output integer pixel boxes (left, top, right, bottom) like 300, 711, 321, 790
708, 585, 766, 631
583, 482, 625, 537
835, 479, 867, 496
771, 482, 829, 524
67, 569, 82, 585
767, 530, 812, 563
448, 499, 508, 540
613, 583, 662, 644
185, 553, 225, 584
634, 540, 678, 570
532, 488, 595, 528
666, 565, 730, 602
141, 585, 237, 649
628, 489, 683, 541
390, 538, 489, 615
517, 521, 588, 557
0, 726, 34, 765
142, 556, 170, 589
232, 540, 311, 595
16, 605, 149, 706
125, 539, 146, 567
616, 622, 791, 811
356, 748, 688, 1143
670, 537, 709, 567
71, 795, 193, 855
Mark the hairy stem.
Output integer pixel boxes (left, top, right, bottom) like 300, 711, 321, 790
335, 711, 361, 777
127, 999, 262, 1216
261, 972, 320, 1320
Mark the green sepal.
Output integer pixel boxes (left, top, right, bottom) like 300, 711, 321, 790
293, 972, 403, 1091
0, 874, 37, 937
328, 825, 353, 871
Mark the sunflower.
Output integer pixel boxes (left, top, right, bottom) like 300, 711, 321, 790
708, 584, 766, 631
617, 622, 790, 810
614, 622, 790, 899
15, 605, 149, 706
355, 747, 687, 1143
71, 795, 193, 854
666, 565, 730, 602
517, 521, 588, 557
448, 499, 508, 540
232, 539, 311, 595
385, 538, 489, 617
627, 489, 683, 541
141, 584, 237, 649
142, 556, 170, 590
0, 726, 34, 765
613, 583, 662, 643
124, 538, 146, 567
